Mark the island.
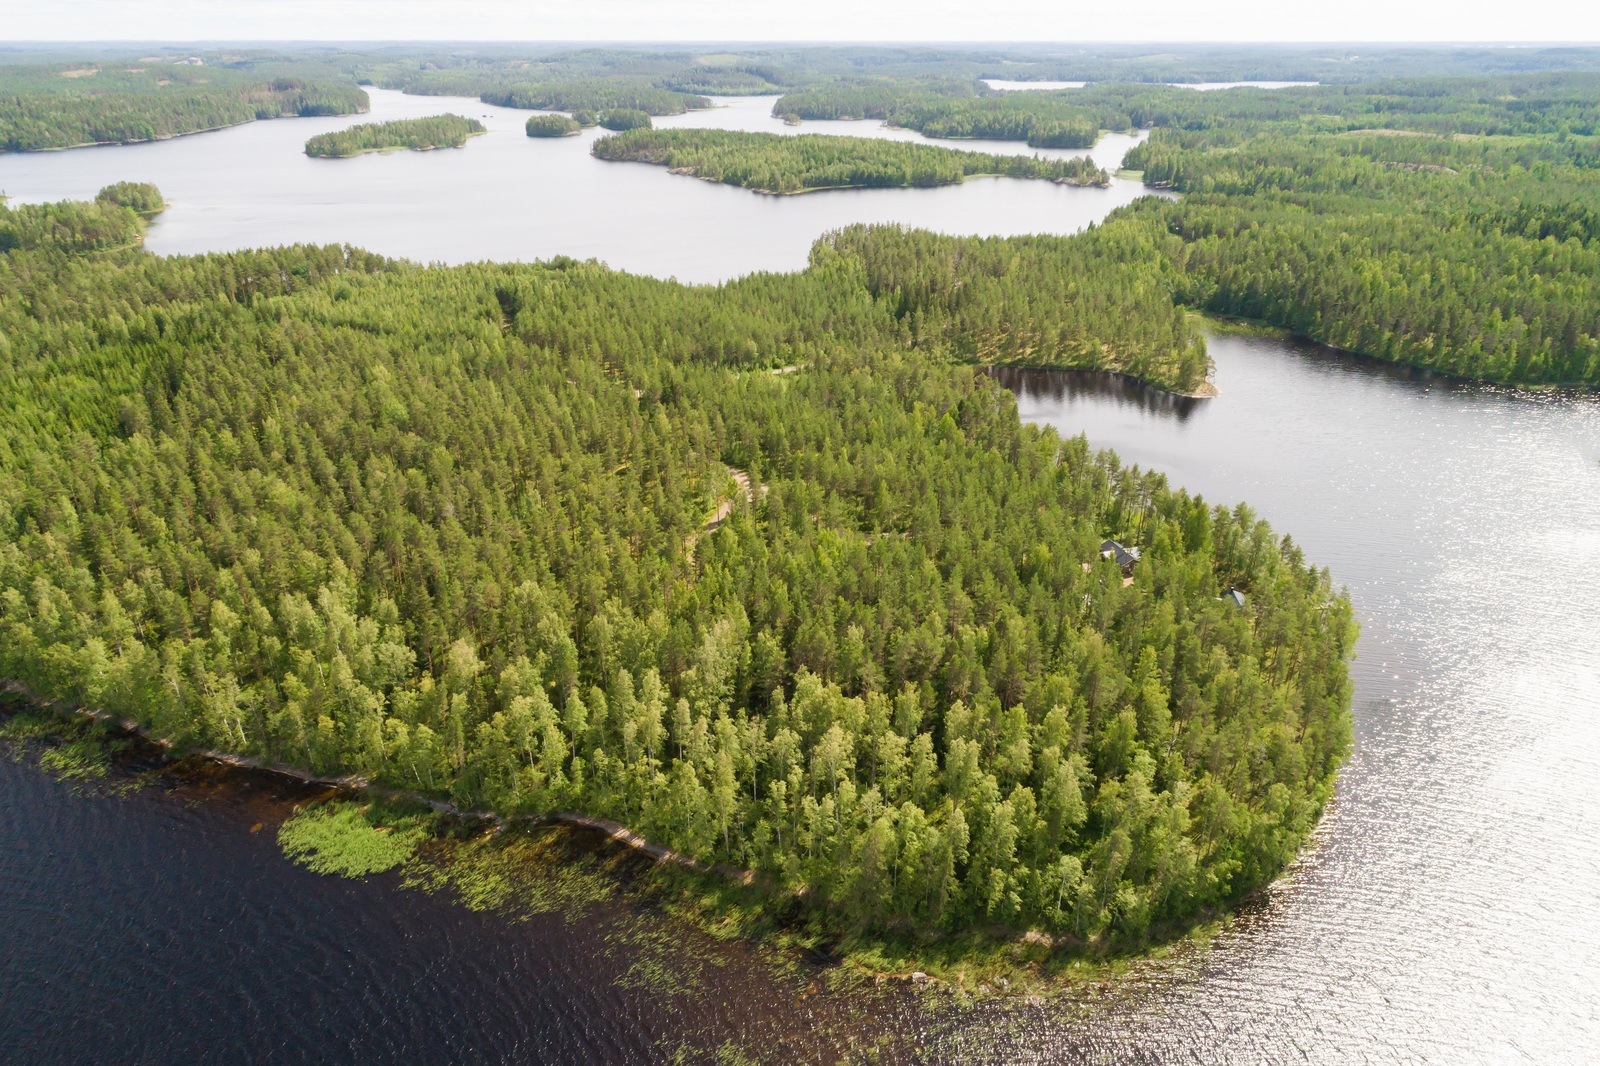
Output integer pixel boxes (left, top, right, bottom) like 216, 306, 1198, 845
590, 128, 1110, 193
525, 114, 582, 137
305, 114, 487, 158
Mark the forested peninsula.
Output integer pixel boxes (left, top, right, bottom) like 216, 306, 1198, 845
777, 74, 1600, 385
591, 129, 1109, 194
304, 114, 486, 157
0, 188, 1350, 952
0, 63, 367, 152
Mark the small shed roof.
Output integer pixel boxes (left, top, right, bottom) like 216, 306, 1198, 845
1224, 588, 1247, 608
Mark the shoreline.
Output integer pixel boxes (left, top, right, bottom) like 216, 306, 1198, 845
0, 677, 1243, 994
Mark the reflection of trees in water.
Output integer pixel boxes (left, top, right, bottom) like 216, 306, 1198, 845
986, 367, 1204, 423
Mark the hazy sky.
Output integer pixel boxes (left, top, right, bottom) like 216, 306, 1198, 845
7, 0, 1599, 44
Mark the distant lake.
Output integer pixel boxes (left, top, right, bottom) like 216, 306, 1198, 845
0, 89, 1158, 284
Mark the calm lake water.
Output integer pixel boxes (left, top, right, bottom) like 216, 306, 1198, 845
2, 87, 1598, 1064
0, 89, 1153, 284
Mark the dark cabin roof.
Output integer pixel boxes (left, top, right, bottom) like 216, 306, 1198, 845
1101, 540, 1140, 568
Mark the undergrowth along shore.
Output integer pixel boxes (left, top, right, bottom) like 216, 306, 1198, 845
0, 686, 1233, 996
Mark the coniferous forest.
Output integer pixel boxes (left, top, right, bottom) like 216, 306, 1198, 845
0, 189, 1350, 944
4, 42, 1599, 962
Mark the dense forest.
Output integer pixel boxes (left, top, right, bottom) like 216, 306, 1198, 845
525, 114, 581, 137
304, 114, 486, 158
0, 188, 1348, 945
591, 129, 1108, 194
0, 62, 367, 152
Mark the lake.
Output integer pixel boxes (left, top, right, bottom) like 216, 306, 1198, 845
0, 89, 1155, 284
2, 86, 1598, 1064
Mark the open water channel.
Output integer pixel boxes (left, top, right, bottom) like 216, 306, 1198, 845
1, 87, 1598, 1064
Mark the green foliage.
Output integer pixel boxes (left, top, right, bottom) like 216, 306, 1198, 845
96, 182, 166, 217
571, 109, 598, 128
0, 63, 367, 152
278, 802, 422, 877
525, 114, 581, 137
591, 129, 1107, 193
597, 108, 653, 132
0, 196, 144, 254
305, 114, 485, 158
483, 79, 709, 116
0, 205, 1350, 946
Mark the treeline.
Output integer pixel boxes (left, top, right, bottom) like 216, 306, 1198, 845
0, 63, 368, 152
591, 129, 1108, 194
481, 78, 710, 116
305, 114, 486, 158
0, 193, 1350, 946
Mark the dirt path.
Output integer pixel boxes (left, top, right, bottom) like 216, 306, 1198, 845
685, 467, 759, 561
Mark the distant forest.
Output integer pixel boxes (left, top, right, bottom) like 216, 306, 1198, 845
0, 63, 367, 152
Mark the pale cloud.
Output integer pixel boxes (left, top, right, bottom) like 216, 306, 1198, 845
4, 0, 1598, 42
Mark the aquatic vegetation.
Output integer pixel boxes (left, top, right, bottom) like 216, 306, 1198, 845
37, 738, 110, 780
277, 802, 423, 877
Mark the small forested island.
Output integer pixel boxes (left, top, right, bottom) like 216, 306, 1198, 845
1, 186, 1350, 957
525, 114, 581, 137
305, 114, 486, 157
591, 128, 1109, 193
597, 107, 653, 131
0, 63, 367, 152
